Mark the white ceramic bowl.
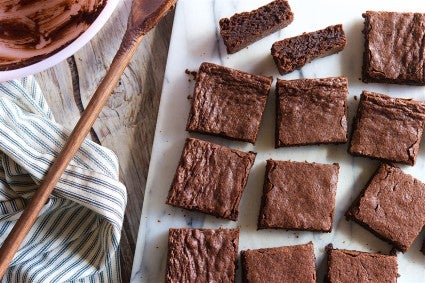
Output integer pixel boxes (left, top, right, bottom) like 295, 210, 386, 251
0, 0, 120, 83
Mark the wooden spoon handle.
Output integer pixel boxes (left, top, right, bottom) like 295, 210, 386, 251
0, 35, 144, 277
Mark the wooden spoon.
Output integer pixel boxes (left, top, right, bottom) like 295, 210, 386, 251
0, 0, 176, 277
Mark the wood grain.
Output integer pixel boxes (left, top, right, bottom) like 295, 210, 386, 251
35, 0, 174, 281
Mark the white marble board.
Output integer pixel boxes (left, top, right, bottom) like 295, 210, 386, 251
131, 0, 425, 282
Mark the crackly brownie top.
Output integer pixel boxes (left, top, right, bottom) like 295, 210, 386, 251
349, 90, 425, 165
258, 160, 339, 231
166, 228, 239, 283
327, 249, 398, 283
166, 138, 256, 220
347, 163, 425, 252
276, 77, 348, 146
219, 0, 294, 53
363, 11, 425, 84
186, 62, 272, 143
242, 242, 316, 283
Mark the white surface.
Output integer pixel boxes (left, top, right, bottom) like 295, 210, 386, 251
0, 0, 120, 83
131, 0, 425, 282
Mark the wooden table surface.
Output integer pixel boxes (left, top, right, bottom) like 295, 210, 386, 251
34, 1, 174, 281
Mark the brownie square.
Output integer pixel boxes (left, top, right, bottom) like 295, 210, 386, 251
349, 91, 425, 165
362, 11, 425, 85
258, 160, 339, 232
166, 228, 239, 283
219, 0, 294, 54
166, 138, 256, 221
241, 242, 316, 283
327, 248, 398, 283
346, 163, 425, 252
186, 62, 272, 144
275, 77, 348, 147
271, 25, 346, 75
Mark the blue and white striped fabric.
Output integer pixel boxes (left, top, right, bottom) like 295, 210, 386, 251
0, 76, 127, 282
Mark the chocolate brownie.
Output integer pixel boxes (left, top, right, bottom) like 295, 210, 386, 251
346, 163, 425, 252
166, 228, 239, 283
362, 11, 425, 85
327, 248, 398, 283
166, 138, 256, 221
258, 160, 339, 232
271, 25, 346, 74
186, 62, 272, 144
241, 242, 316, 283
219, 0, 294, 54
349, 91, 425, 165
421, 237, 425, 255
275, 77, 348, 147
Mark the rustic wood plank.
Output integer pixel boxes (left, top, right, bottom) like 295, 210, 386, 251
34, 0, 174, 281
34, 60, 82, 130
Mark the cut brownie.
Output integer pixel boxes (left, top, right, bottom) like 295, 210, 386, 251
166, 228, 239, 283
241, 242, 316, 283
186, 62, 272, 144
421, 237, 425, 255
327, 248, 398, 283
258, 160, 339, 232
219, 0, 294, 54
275, 77, 348, 147
271, 25, 346, 74
349, 90, 425, 165
166, 138, 256, 221
362, 11, 425, 85
346, 163, 425, 252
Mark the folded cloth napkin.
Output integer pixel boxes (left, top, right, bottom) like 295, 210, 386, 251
0, 76, 127, 282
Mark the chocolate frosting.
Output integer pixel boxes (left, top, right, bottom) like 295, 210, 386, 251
0, 0, 107, 70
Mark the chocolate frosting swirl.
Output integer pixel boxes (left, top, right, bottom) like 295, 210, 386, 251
0, 0, 107, 71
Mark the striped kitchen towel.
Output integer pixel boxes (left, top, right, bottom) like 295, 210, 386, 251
0, 76, 127, 282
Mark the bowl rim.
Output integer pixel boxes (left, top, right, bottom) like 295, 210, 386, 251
0, 0, 121, 83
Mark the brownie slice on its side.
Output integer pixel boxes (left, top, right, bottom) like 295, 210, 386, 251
166, 228, 239, 283
241, 242, 316, 283
346, 163, 425, 252
327, 248, 398, 283
271, 24, 346, 74
258, 160, 339, 232
186, 62, 272, 144
349, 90, 425, 165
219, 0, 294, 54
166, 138, 256, 221
362, 11, 425, 85
421, 237, 425, 255
275, 77, 348, 147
